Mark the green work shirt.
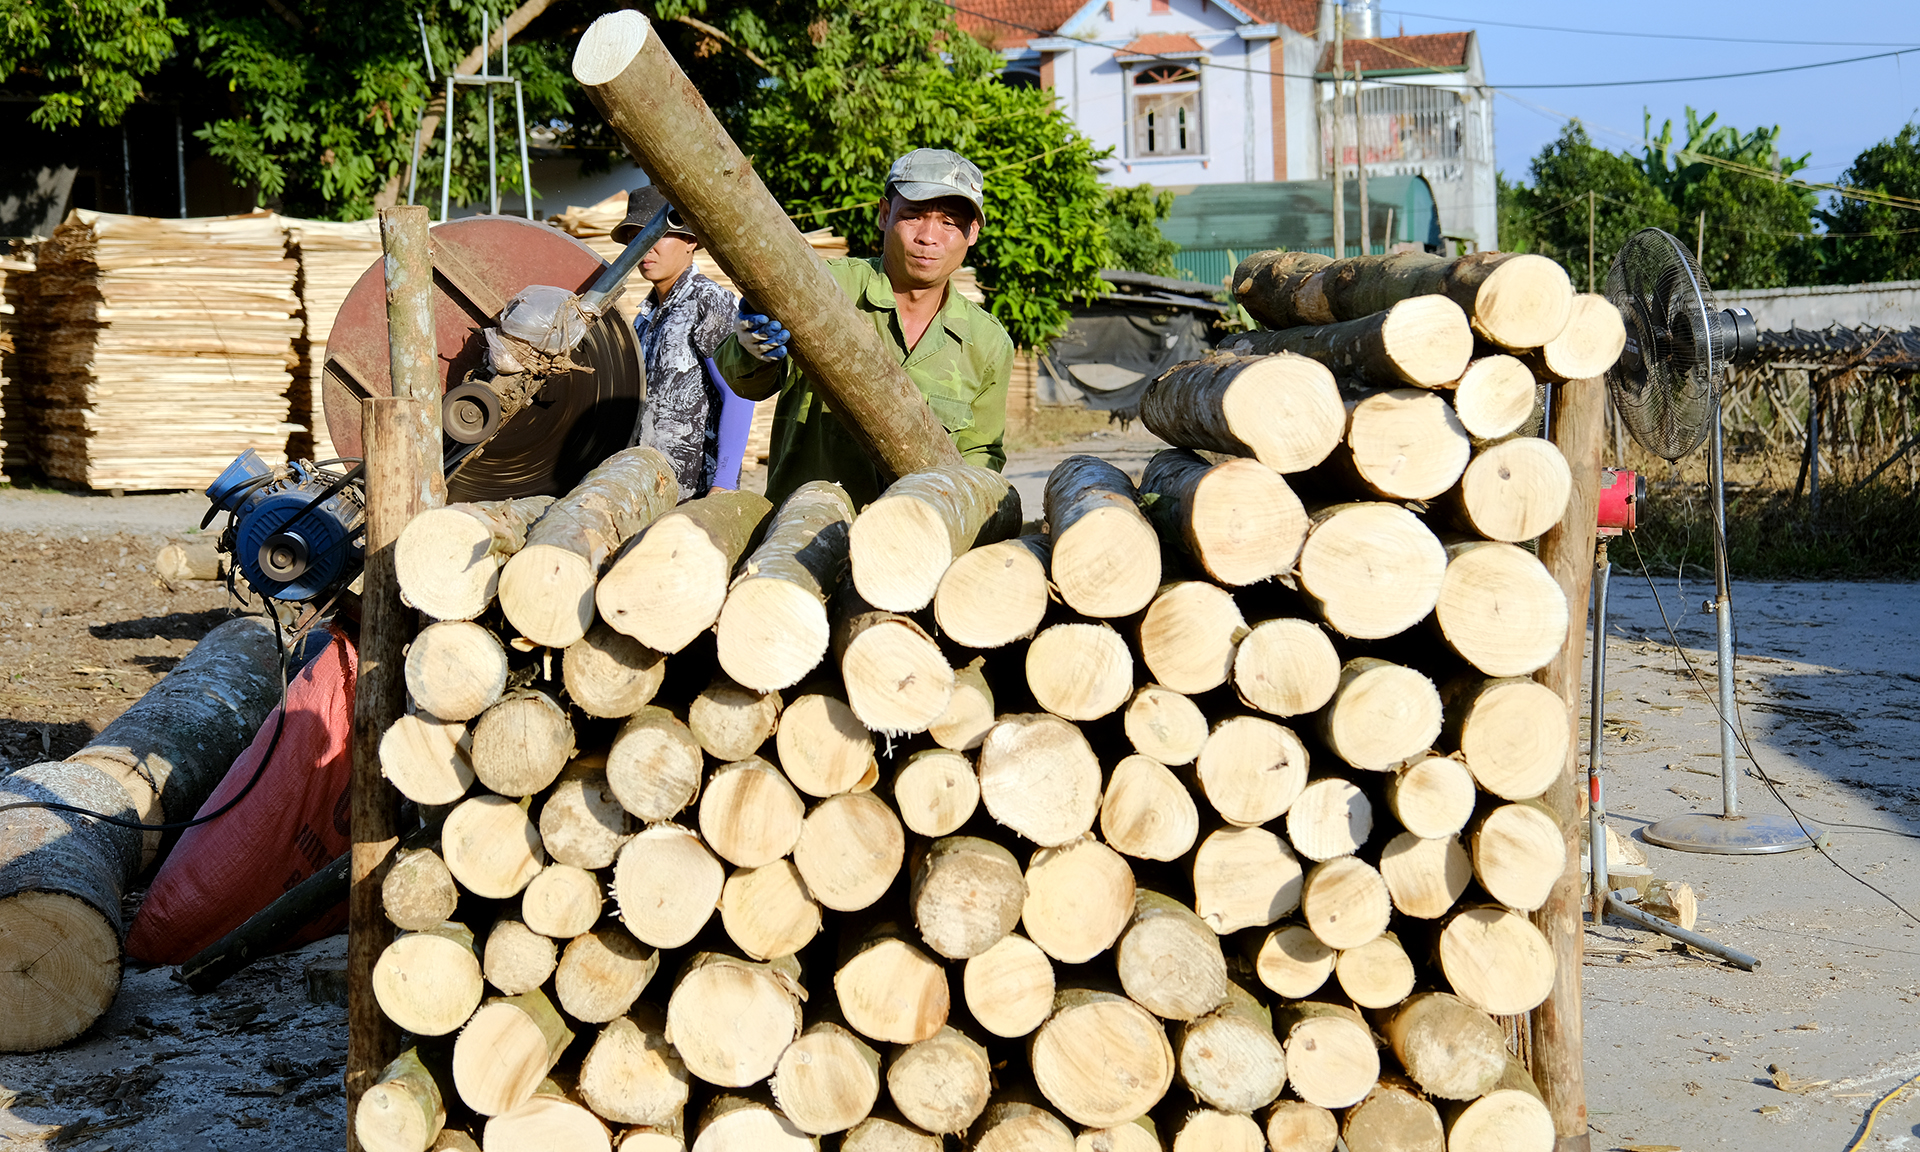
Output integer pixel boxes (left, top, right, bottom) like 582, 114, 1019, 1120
713, 256, 1012, 508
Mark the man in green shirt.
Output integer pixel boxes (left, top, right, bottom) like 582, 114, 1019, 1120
715, 148, 1013, 508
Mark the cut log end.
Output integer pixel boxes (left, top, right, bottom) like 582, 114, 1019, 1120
1320, 659, 1444, 772
1027, 623, 1134, 722
1449, 438, 1572, 544
717, 578, 832, 693
0, 892, 121, 1053
1122, 686, 1208, 767
1233, 618, 1341, 718
1298, 503, 1446, 640
1099, 755, 1200, 863
933, 536, 1051, 650
963, 933, 1055, 1039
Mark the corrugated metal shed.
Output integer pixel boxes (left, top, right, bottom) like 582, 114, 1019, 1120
1156, 175, 1441, 287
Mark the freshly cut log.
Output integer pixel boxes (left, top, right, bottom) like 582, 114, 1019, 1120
1026, 622, 1134, 721
1300, 856, 1392, 950
578, 1004, 689, 1127
618, 1128, 686, 1152
1138, 449, 1307, 586
1322, 387, 1471, 501
556, 926, 660, 1024
1249, 923, 1335, 999
482, 920, 557, 996
834, 591, 955, 735
688, 676, 781, 761
1286, 776, 1373, 862
381, 712, 476, 806
1341, 1076, 1444, 1152
721, 860, 822, 960
1174, 981, 1287, 1113
156, 537, 224, 582
1442, 437, 1572, 544
372, 923, 483, 1037
1441, 677, 1569, 801
933, 535, 1051, 649
1021, 837, 1137, 965
929, 657, 994, 751
607, 706, 704, 821
716, 481, 855, 692
1122, 685, 1207, 766
1099, 755, 1201, 862
971, 1100, 1073, 1152
564, 621, 668, 719
1137, 352, 1344, 473
772, 1021, 881, 1136
888, 1025, 993, 1134
962, 933, 1055, 1039
1642, 878, 1699, 931
1469, 801, 1566, 912
1238, 251, 1573, 352
613, 823, 724, 948
698, 757, 805, 868
1192, 826, 1303, 935
396, 496, 555, 622
1030, 987, 1175, 1128
776, 691, 878, 797
1229, 249, 1333, 329
1333, 931, 1415, 1010
1194, 715, 1309, 827
1318, 658, 1444, 772
792, 791, 905, 912
382, 847, 459, 931
1450, 356, 1537, 441
1519, 292, 1625, 383
452, 989, 575, 1115
540, 759, 634, 870
1137, 582, 1247, 695
1169, 1109, 1264, 1152
522, 863, 604, 938
835, 933, 950, 1044
892, 748, 979, 838
1376, 992, 1507, 1101
498, 445, 679, 648
1273, 999, 1379, 1110
471, 689, 574, 797
1378, 832, 1473, 920
1436, 906, 1556, 1015
1296, 503, 1447, 640
667, 952, 805, 1086
1229, 297, 1473, 389
597, 490, 773, 652
1434, 540, 1569, 678
978, 713, 1102, 847
442, 795, 545, 899
851, 464, 1021, 612
483, 1093, 613, 1152
1043, 455, 1161, 618
406, 620, 508, 721
1115, 891, 1228, 1021
1386, 755, 1477, 839
1440, 1055, 1553, 1152
357, 1047, 447, 1152
692, 1094, 817, 1151
1075, 1118, 1160, 1152
1232, 618, 1341, 718
844, 1111, 942, 1152
912, 836, 1026, 960
1264, 1100, 1339, 1152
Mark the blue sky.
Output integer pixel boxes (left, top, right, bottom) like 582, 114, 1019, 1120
1382, 1, 1920, 189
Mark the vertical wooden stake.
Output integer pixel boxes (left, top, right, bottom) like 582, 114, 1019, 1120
1586, 191, 1595, 294
379, 204, 447, 505
1331, 17, 1346, 258
1354, 65, 1368, 256
1529, 374, 1606, 1152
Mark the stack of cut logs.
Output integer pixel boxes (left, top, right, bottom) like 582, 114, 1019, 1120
358, 247, 1608, 1152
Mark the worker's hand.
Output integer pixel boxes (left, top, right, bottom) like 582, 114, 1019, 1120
736, 308, 791, 362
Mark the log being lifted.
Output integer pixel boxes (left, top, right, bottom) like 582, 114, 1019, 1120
572, 10, 963, 480
1226, 297, 1473, 390
597, 489, 774, 653
1139, 448, 1307, 587
1044, 455, 1162, 619
0, 615, 279, 1053
851, 464, 1021, 612
1138, 353, 1344, 474
396, 496, 555, 622
716, 482, 855, 692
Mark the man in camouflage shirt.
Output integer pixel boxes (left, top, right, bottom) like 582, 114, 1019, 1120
715, 148, 1011, 508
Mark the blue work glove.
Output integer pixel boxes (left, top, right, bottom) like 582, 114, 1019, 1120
736, 307, 791, 362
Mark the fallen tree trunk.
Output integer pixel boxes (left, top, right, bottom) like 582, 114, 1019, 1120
1137, 353, 1344, 474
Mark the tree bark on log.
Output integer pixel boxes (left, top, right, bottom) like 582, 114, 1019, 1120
1139, 449, 1307, 586
851, 465, 1022, 612
977, 714, 1102, 848
1029, 987, 1176, 1128
1230, 249, 1334, 328
597, 490, 773, 653
771, 1021, 882, 1136
1273, 999, 1379, 1109
1441, 437, 1573, 544
405, 620, 508, 723
1138, 353, 1344, 474
1519, 293, 1625, 383
1044, 455, 1162, 619
1138, 581, 1247, 696
1192, 826, 1303, 935
932, 535, 1052, 649
776, 691, 878, 799
1123, 685, 1208, 766
720, 860, 822, 961
1318, 658, 1444, 772
1099, 755, 1200, 862
452, 989, 576, 1116
1434, 540, 1569, 678
612, 823, 723, 949
666, 952, 805, 1087
1233, 618, 1342, 719
397, 496, 554, 622
962, 933, 1055, 1040
1021, 837, 1136, 965
1026, 622, 1134, 721
563, 621, 667, 720
892, 749, 979, 838
716, 481, 855, 692
833, 590, 955, 736
357, 1047, 448, 1152
1174, 980, 1287, 1114
372, 922, 484, 1037
1227, 297, 1473, 389
1378, 831, 1472, 920
912, 835, 1026, 960
1375, 991, 1508, 1102
1194, 714, 1310, 827
1296, 503, 1447, 640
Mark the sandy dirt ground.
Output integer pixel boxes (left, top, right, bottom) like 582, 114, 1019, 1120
1, 435, 1917, 1151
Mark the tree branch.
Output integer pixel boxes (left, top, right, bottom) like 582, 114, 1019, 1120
671, 14, 771, 72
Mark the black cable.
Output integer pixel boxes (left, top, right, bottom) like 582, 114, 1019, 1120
1378, 7, 1919, 49
1498, 45, 1920, 89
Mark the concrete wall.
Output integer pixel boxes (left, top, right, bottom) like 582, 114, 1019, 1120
1718, 280, 1920, 331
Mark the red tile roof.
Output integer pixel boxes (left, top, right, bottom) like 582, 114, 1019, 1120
952, 0, 1088, 50
1236, 0, 1320, 37
1318, 31, 1470, 74
1117, 32, 1205, 58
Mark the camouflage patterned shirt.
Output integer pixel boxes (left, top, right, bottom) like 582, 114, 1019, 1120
713, 256, 1011, 508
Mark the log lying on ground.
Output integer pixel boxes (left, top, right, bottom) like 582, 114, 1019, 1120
1273, 999, 1379, 1109
1377, 832, 1473, 920
1248, 923, 1334, 999
612, 823, 724, 948
887, 1026, 992, 1134
792, 791, 904, 913
1230, 249, 1333, 329
1030, 988, 1176, 1128
1641, 878, 1698, 931
772, 1021, 881, 1135
1099, 755, 1200, 862
1441, 676, 1570, 801
851, 465, 1021, 612
833, 591, 954, 736
578, 1004, 688, 1127
498, 446, 680, 648
716, 481, 855, 692
1439, 1054, 1553, 1152
1319, 658, 1444, 772
1519, 292, 1625, 383
977, 714, 1102, 848
1376, 991, 1508, 1101
471, 689, 575, 797
1296, 503, 1447, 640
1174, 981, 1287, 1113
932, 535, 1051, 649
597, 490, 773, 653
606, 706, 704, 822
1385, 755, 1477, 839
1194, 714, 1310, 827
962, 933, 1055, 1039
380, 712, 476, 806
1137, 581, 1247, 696
892, 748, 979, 838
357, 1048, 447, 1152
912, 836, 1026, 960
1026, 622, 1133, 722
406, 620, 509, 722
777, 691, 879, 798
1121, 685, 1208, 767
1192, 826, 1303, 935
667, 952, 804, 1086
1228, 297, 1473, 389
1436, 905, 1556, 1016
1139, 449, 1307, 586
1433, 540, 1569, 678
1232, 617, 1341, 718
564, 621, 668, 719
373, 923, 485, 1036
1138, 353, 1344, 474
1317, 386, 1471, 501
1450, 356, 1537, 441
1044, 455, 1161, 618
1441, 437, 1573, 544
1468, 801, 1566, 913
1021, 837, 1136, 965
397, 496, 555, 621
156, 536, 225, 582
452, 989, 576, 1115
1341, 1075, 1445, 1152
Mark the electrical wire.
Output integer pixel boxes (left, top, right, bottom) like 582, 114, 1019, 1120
1844, 1069, 1920, 1152
1378, 7, 1920, 50
1497, 45, 1920, 89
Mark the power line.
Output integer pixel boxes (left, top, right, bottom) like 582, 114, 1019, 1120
1496, 45, 1920, 89
1380, 6, 1920, 49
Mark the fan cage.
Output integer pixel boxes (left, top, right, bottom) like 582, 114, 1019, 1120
1604, 228, 1722, 462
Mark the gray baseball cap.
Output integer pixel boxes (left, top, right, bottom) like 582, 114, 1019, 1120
886, 149, 985, 220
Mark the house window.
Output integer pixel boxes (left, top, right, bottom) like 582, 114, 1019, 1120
1150, 0, 1171, 13
1132, 64, 1202, 157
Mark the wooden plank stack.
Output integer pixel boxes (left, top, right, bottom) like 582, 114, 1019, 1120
20, 210, 302, 491
0, 256, 26, 482
358, 247, 1588, 1152
283, 216, 383, 464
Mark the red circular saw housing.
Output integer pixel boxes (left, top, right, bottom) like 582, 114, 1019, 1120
321, 215, 644, 502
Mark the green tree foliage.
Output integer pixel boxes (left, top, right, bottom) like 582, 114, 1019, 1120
1104, 184, 1181, 277
1819, 122, 1920, 283
1501, 122, 1678, 291
0, 0, 184, 127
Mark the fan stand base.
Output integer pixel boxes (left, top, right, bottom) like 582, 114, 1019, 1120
1642, 812, 1821, 855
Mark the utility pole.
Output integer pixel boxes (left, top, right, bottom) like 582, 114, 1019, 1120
1587, 190, 1596, 293
1696, 208, 1706, 268
1331, 9, 1345, 257
1354, 64, 1369, 256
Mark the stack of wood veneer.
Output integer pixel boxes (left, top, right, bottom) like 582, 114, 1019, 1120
283, 216, 383, 464
357, 248, 1605, 1152
0, 256, 26, 482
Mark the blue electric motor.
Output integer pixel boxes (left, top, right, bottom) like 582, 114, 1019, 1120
205, 450, 366, 603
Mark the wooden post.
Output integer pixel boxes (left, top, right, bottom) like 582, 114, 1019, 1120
1528, 375, 1604, 1152
379, 205, 446, 501
1331, 18, 1345, 257
1353, 65, 1367, 256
